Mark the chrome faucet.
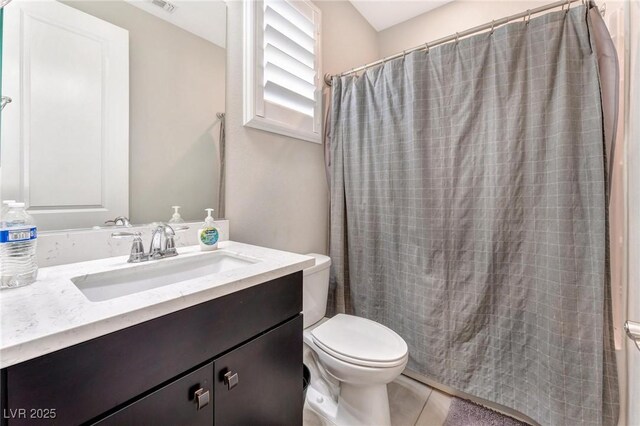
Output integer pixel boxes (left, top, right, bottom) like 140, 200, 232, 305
149, 223, 180, 259
105, 216, 132, 227
112, 223, 188, 263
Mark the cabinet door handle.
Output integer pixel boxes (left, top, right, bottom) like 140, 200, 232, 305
193, 387, 210, 410
224, 371, 239, 390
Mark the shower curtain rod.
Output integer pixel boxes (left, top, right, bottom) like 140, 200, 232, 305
324, 0, 588, 86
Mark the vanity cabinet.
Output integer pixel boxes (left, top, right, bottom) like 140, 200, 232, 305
0, 272, 303, 425
95, 363, 215, 426
214, 316, 303, 425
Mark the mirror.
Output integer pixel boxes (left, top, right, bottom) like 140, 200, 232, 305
0, 0, 226, 231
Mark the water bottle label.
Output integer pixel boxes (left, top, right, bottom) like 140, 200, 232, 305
0, 227, 37, 243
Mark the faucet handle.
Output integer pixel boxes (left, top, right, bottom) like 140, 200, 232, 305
111, 231, 146, 263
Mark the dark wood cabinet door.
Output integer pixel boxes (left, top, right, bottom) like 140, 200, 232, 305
214, 315, 303, 426
2, 272, 302, 425
93, 363, 214, 426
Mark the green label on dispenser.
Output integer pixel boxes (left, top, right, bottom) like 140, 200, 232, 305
200, 228, 219, 246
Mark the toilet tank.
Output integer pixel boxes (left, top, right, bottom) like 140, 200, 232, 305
303, 253, 331, 328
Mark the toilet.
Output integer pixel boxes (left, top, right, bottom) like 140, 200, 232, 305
303, 253, 408, 426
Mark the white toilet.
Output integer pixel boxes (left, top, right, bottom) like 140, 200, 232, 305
303, 253, 408, 426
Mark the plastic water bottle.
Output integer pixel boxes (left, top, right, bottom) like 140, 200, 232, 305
0, 202, 38, 288
1, 200, 16, 218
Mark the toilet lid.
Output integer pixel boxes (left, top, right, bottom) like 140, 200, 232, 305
311, 314, 408, 368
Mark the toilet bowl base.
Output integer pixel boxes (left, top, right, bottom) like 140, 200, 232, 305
307, 386, 338, 424
306, 382, 391, 426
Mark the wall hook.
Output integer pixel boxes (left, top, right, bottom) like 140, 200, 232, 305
599, 3, 606, 17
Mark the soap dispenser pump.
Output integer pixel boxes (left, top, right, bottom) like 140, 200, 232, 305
169, 206, 184, 224
198, 208, 219, 251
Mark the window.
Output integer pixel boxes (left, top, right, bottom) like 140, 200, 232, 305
244, 0, 322, 144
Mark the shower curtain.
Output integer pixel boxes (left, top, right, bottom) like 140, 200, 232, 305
328, 5, 618, 426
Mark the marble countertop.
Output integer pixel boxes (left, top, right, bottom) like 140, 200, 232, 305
0, 241, 314, 369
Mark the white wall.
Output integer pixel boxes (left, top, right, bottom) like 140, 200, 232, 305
224, 1, 378, 255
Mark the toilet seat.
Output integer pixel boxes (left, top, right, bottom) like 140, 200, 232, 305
311, 314, 408, 368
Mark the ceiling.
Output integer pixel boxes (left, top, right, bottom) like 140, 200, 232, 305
122, 0, 450, 48
125, 0, 226, 48
349, 0, 453, 32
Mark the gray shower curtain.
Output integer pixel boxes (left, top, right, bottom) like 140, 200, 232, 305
328, 6, 618, 426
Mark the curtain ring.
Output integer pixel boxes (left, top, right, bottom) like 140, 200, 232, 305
424, 42, 430, 54
455, 32, 459, 44
490, 20, 495, 34
526, 10, 531, 24
403, 50, 408, 59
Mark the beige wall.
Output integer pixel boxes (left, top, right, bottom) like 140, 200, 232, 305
317, 1, 380, 76
377, 0, 551, 57
224, 1, 378, 255
65, 1, 226, 224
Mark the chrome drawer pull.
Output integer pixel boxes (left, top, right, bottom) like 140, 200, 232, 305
224, 371, 239, 390
193, 388, 210, 410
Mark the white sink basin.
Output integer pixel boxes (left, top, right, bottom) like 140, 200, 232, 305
71, 251, 260, 302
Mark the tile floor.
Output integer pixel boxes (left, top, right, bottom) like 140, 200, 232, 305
303, 374, 453, 426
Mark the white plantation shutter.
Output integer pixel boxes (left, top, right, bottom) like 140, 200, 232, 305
244, 0, 322, 143
263, 0, 316, 116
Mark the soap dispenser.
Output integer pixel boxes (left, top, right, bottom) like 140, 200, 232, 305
198, 208, 219, 251
169, 206, 184, 224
